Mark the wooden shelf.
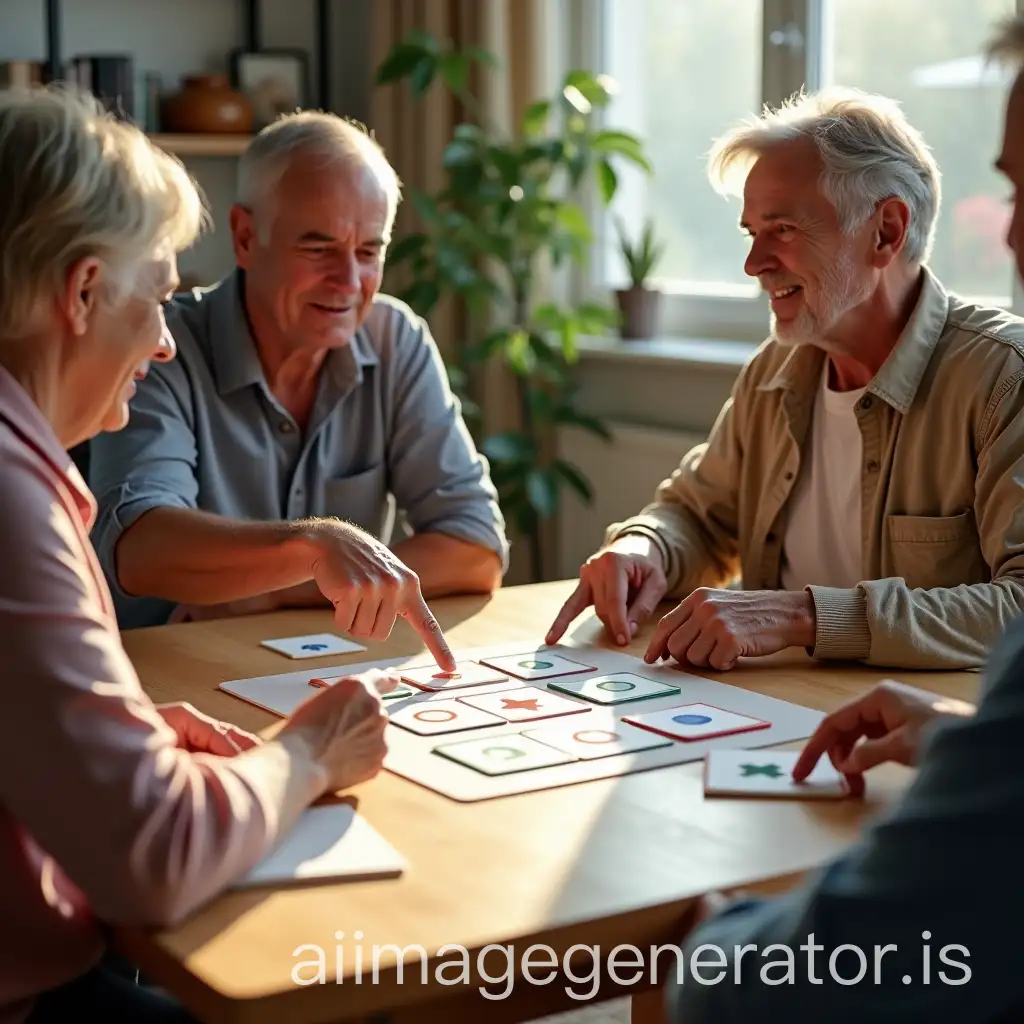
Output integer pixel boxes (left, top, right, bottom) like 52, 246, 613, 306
147, 133, 252, 157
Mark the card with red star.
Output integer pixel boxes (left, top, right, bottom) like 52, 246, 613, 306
456, 685, 591, 723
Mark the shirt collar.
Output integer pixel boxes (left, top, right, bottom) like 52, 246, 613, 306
756, 265, 951, 413
0, 364, 96, 528
208, 269, 380, 399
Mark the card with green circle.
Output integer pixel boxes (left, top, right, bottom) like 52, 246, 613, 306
433, 733, 577, 775
546, 672, 681, 705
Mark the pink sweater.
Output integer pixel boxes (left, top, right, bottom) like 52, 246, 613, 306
0, 366, 284, 1021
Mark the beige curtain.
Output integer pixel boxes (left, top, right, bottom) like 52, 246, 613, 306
371, 0, 553, 584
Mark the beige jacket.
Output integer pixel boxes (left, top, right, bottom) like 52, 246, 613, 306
608, 267, 1024, 669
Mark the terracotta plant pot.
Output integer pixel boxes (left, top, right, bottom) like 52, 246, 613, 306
161, 73, 253, 134
615, 286, 661, 340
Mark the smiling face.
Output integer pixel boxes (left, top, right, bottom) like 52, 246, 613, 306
740, 137, 876, 349
68, 253, 179, 438
232, 153, 389, 355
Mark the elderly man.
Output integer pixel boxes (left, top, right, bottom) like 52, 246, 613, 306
89, 112, 507, 644
548, 86, 1024, 671
651, 18, 1024, 1023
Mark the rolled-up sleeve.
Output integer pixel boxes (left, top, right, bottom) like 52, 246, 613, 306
89, 356, 199, 599
384, 309, 509, 569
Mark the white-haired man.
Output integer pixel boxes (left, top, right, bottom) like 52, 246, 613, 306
653, 16, 1024, 1022
548, 85, 1024, 671
88, 112, 507, 660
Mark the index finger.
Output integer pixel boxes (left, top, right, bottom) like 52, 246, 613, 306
403, 593, 456, 673
545, 579, 594, 644
791, 698, 874, 780
644, 600, 690, 664
597, 563, 631, 646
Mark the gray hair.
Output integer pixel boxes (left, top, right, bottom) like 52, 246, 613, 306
707, 86, 941, 266
987, 15, 1024, 68
236, 111, 402, 242
0, 84, 205, 339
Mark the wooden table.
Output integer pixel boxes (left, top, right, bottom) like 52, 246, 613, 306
117, 580, 980, 1024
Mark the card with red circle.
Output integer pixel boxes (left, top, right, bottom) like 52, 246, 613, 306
400, 661, 509, 691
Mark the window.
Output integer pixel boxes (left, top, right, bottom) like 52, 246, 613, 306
593, 0, 1022, 338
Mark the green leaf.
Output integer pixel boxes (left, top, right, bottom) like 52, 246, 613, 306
597, 158, 617, 205
403, 29, 441, 54
482, 432, 534, 463
590, 130, 653, 172
556, 407, 613, 441
443, 138, 479, 168
385, 233, 428, 266
375, 42, 432, 85
553, 459, 593, 503
464, 44, 498, 68
438, 52, 470, 94
399, 279, 441, 317
574, 301, 620, 333
506, 328, 536, 375
411, 192, 440, 224
560, 318, 578, 362
410, 54, 439, 96
526, 468, 559, 518
522, 100, 551, 137
556, 203, 592, 241
532, 303, 565, 332
563, 70, 615, 107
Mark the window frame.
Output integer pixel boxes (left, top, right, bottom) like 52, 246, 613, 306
569, 0, 1024, 340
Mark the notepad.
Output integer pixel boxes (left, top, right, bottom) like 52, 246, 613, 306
232, 803, 405, 888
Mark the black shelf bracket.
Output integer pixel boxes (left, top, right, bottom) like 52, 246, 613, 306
316, 0, 330, 109
242, 0, 260, 52
44, 0, 61, 81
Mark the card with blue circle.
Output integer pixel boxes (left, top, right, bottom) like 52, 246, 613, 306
546, 672, 680, 705
622, 703, 770, 742
260, 633, 367, 659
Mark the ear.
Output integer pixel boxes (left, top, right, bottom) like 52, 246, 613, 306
60, 257, 104, 336
871, 197, 911, 268
230, 204, 259, 269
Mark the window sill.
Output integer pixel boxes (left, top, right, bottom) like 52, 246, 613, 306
576, 334, 758, 371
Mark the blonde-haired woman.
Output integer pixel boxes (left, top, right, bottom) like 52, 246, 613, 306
0, 86, 398, 1023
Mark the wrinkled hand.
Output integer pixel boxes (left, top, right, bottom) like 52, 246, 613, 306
281, 669, 398, 792
303, 520, 455, 672
644, 588, 816, 671
792, 679, 976, 795
157, 702, 262, 755
546, 535, 667, 646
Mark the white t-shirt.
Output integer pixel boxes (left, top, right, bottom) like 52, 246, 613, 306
779, 361, 866, 591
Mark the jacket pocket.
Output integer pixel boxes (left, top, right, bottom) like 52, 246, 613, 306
886, 510, 985, 589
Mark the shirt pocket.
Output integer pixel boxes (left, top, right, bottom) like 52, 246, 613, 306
886, 510, 985, 589
322, 463, 388, 532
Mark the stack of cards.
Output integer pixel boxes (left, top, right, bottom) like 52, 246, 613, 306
260, 633, 366, 659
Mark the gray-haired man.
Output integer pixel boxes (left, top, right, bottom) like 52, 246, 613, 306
662, 16, 1024, 1022
89, 112, 506, 661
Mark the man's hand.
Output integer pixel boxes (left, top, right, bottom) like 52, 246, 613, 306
792, 679, 976, 795
644, 588, 816, 670
280, 669, 398, 793
301, 519, 456, 672
546, 535, 667, 646
157, 702, 262, 756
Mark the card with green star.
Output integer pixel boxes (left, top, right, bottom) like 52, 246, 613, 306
703, 749, 852, 799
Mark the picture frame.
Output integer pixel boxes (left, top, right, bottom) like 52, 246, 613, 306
229, 48, 311, 129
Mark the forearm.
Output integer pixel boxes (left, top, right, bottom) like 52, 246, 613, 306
115, 507, 321, 605
810, 577, 1024, 669
392, 532, 502, 597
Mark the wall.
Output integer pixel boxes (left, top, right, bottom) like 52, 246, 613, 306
0, 0, 374, 283
555, 338, 751, 578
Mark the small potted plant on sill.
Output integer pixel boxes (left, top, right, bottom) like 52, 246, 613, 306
614, 215, 665, 340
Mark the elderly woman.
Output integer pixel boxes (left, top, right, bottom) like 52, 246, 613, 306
0, 86, 398, 1023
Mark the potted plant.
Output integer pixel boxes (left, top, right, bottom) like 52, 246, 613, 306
375, 32, 655, 581
614, 215, 664, 339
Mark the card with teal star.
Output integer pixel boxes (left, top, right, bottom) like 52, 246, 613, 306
703, 749, 852, 799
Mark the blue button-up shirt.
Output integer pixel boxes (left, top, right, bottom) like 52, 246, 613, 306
89, 271, 508, 628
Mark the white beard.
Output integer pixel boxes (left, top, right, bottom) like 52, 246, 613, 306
769, 245, 874, 348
